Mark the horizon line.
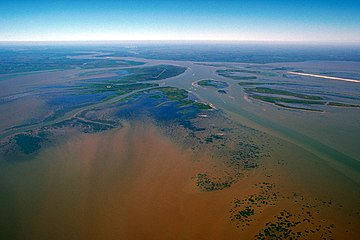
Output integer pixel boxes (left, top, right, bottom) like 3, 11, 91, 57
1, 39, 360, 46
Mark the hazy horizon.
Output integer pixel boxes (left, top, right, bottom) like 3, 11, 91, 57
1, 40, 360, 47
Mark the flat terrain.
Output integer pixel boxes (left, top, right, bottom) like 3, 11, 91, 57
0, 47, 360, 239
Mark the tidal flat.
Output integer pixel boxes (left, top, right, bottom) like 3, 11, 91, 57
0, 47, 360, 239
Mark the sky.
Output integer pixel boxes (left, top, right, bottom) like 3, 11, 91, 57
0, 0, 360, 43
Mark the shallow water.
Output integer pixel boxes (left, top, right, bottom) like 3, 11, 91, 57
1, 121, 359, 239
1, 54, 360, 239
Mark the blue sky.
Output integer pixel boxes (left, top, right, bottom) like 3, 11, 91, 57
0, 0, 359, 42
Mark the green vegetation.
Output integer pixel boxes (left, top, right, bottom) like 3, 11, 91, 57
54, 118, 118, 133
153, 87, 188, 101
116, 86, 212, 112
217, 69, 261, 75
14, 134, 43, 154
248, 94, 326, 111
197, 79, 228, 89
148, 94, 162, 99
196, 173, 233, 192
249, 94, 325, 105
255, 210, 302, 240
193, 102, 212, 110
197, 79, 214, 86
245, 87, 323, 100
177, 100, 194, 106
75, 82, 159, 102
328, 102, 360, 108
243, 87, 329, 111
0, 55, 145, 74
149, 80, 221, 108
238, 142, 260, 161
234, 206, 254, 219
275, 103, 323, 112
226, 141, 260, 171
243, 87, 359, 111
218, 89, 227, 94
80, 59, 144, 69
230, 198, 257, 225
122, 65, 186, 82
152, 87, 212, 110
238, 82, 266, 86
217, 69, 258, 80
238, 82, 293, 86
81, 65, 186, 85
217, 68, 278, 80
230, 182, 278, 229
233, 76, 258, 80
79, 69, 119, 77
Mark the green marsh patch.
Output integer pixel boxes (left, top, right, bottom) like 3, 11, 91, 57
122, 65, 186, 82
244, 87, 326, 111
14, 134, 44, 154
244, 87, 323, 100
244, 87, 360, 111
196, 173, 234, 192
197, 79, 229, 89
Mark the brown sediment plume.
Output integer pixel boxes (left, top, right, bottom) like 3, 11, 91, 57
3, 121, 359, 240
15, 122, 237, 239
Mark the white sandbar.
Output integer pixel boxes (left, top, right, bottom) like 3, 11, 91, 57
287, 71, 360, 83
